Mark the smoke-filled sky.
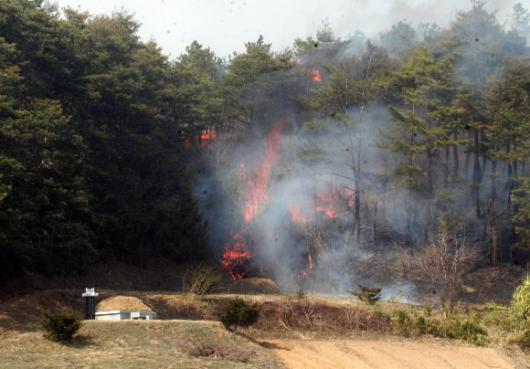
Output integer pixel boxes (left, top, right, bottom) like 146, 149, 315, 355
53, 0, 521, 58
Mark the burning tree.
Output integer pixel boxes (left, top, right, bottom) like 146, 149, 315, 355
221, 119, 287, 280
410, 218, 479, 310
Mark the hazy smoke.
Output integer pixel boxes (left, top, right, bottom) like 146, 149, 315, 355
194, 1, 529, 302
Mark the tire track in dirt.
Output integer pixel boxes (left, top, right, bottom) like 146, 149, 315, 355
268, 340, 515, 369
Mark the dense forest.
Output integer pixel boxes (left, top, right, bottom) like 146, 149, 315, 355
0, 0, 529, 287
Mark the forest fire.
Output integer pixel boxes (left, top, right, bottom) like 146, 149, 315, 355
289, 187, 355, 278
290, 187, 355, 224
200, 129, 216, 141
310, 69, 323, 83
221, 116, 356, 280
221, 230, 252, 280
298, 253, 314, 278
222, 119, 287, 280
315, 188, 355, 219
290, 205, 310, 224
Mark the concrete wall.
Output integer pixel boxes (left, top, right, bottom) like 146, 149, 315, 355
95, 310, 157, 321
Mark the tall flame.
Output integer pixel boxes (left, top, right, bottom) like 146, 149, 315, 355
240, 120, 286, 223
222, 119, 287, 279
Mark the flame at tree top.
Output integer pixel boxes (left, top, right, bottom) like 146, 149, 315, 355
222, 119, 287, 280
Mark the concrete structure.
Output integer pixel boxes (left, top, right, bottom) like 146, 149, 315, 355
95, 310, 157, 321
82, 288, 99, 320
95, 295, 157, 321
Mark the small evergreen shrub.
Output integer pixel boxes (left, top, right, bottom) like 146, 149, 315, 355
354, 287, 381, 305
414, 315, 429, 334
218, 298, 260, 331
510, 277, 530, 326
42, 308, 83, 342
446, 318, 487, 346
391, 309, 413, 336
402, 310, 487, 345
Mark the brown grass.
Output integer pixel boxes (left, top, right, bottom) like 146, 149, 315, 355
96, 296, 152, 312
0, 320, 284, 369
229, 278, 281, 295
1, 289, 530, 368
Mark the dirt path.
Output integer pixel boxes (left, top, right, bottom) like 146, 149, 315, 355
269, 339, 515, 369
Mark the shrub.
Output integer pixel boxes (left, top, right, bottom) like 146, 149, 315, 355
446, 318, 487, 346
182, 264, 222, 295
510, 277, 530, 326
42, 308, 83, 342
354, 287, 381, 305
218, 298, 260, 331
414, 315, 429, 334
514, 329, 530, 348
391, 309, 413, 336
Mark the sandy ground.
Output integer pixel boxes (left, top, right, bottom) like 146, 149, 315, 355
269, 339, 515, 369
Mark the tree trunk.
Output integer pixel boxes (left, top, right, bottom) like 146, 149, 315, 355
452, 132, 459, 179
354, 148, 361, 243
488, 159, 499, 265
444, 146, 450, 188
472, 130, 482, 218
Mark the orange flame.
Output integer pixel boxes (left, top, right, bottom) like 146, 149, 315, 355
221, 230, 252, 280
315, 192, 340, 219
222, 119, 287, 280
310, 69, 322, 83
200, 131, 217, 141
290, 205, 310, 224
293, 186, 355, 279
298, 252, 316, 278
315, 187, 355, 219
240, 120, 286, 224
199, 129, 217, 147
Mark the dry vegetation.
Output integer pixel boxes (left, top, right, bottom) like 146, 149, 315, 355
0, 320, 282, 369
96, 296, 152, 312
1, 289, 529, 368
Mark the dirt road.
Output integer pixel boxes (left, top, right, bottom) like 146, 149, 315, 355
270, 339, 515, 369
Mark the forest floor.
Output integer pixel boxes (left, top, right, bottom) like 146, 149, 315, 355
1, 288, 529, 368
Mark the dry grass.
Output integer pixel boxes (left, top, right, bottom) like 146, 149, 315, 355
96, 296, 152, 312
1, 289, 530, 367
228, 278, 281, 295
0, 320, 284, 369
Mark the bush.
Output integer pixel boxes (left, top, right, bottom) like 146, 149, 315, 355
396, 310, 487, 345
446, 318, 487, 346
510, 277, 530, 326
514, 329, 530, 348
182, 264, 222, 295
354, 287, 381, 305
218, 298, 260, 331
414, 315, 429, 334
392, 309, 413, 336
42, 308, 83, 342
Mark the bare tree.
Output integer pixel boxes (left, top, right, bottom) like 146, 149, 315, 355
411, 218, 480, 310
